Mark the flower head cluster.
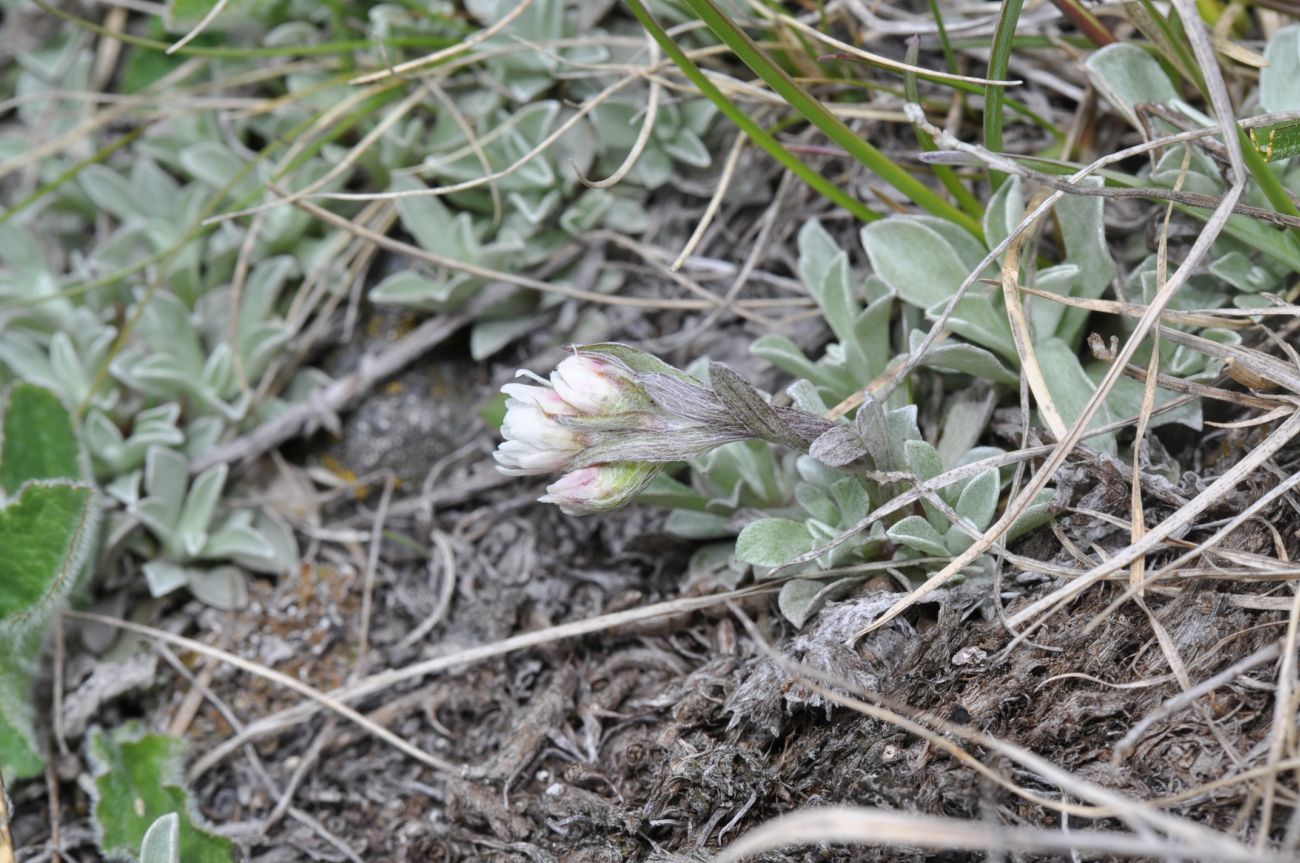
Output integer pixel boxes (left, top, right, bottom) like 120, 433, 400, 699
492, 344, 836, 515
493, 348, 666, 514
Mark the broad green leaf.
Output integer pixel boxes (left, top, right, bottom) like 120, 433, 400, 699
1008, 488, 1057, 540
1036, 337, 1116, 455
829, 477, 870, 525
1209, 251, 1274, 294
777, 576, 861, 628
1084, 43, 1178, 130
664, 509, 732, 540
186, 566, 248, 610
0, 482, 95, 631
87, 724, 237, 863
861, 218, 973, 309
910, 331, 1018, 386
139, 813, 182, 863
735, 518, 813, 567
794, 483, 838, 525
2, 383, 83, 495
80, 165, 145, 222
982, 175, 1024, 259
1053, 177, 1117, 347
176, 464, 227, 558
955, 467, 1000, 532
1261, 26, 1300, 113
887, 515, 949, 557
0, 647, 43, 781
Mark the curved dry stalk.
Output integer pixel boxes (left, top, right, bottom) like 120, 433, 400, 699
671, 132, 746, 271
1000, 187, 1067, 440
714, 806, 1277, 862
348, 0, 539, 84
186, 583, 778, 779
577, 37, 661, 189
749, 0, 1024, 88
166, 0, 232, 54
63, 610, 464, 774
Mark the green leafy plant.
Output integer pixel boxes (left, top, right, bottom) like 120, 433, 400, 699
0, 383, 98, 781
87, 723, 236, 863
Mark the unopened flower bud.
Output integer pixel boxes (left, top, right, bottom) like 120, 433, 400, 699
539, 462, 661, 515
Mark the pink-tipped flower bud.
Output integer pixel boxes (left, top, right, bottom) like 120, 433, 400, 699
539, 462, 661, 515
549, 354, 644, 414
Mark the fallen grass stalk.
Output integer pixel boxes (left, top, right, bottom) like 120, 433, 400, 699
714, 806, 1278, 862
185, 583, 778, 780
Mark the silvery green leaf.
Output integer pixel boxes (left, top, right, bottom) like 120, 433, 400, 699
1028, 264, 1076, 339
139, 812, 181, 863
751, 334, 856, 399
142, 560, 191, 598
182, 417, 224, 459
904, 439, 942, 481
700, 440, 781, 507
84, 410, 125, 469
795, 483, 839, 525
1209, 251, 1274, 294
239, 323, 293, 381
786, 379, 828, 415
237, 256, 297, 336
829, 478, 870, 525
664, 509, 732, 540
1152, 144, 1222, 197
932, 294, 1017, 362
186, 566, 248, 611
177, 464, 228, 558
903, 438, 946, 528
854, 397, 891, 471
131, 158, 179, 208
909, 215, 989, 273
235, 510, 298, 575
936, 390, 996, 471
143, 447, 188, 518
1008, 488, 1057, 540
661, 130, 711, 168
735, 518, 813, 566
79, 165, 145, 222
778, 576, 861, 628
0, 332, 61, 395
201, 521, 273, 561
178, 141, 258, 199
861, 218, 970, 309
909, 330, 1018, 386
887, 515, 949, 557
138, 292, 204, 376
798, 221, 857, 347
955, 467, 1000, 532
639, 471, 708, 511
1084, 43, 1178, 129
982, 175, 1024, 260
944, 523, 975, 555
852, 294, 895, 381
1035, 337, 1116, 455
1053, 177, 1117, 347
560, 189, 613, 235
1261, 25, 1300, 112
632, 146, 674, 189
105, 471, 141, 507
370, 270, 475, 311
470, 316, 537, 361
202, 342, 237, 399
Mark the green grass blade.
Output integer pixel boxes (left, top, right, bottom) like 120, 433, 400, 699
983, 0, 1025, 190
623, 0, 882, 224
679, 0, 983, 236
904, 38, 982, 218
